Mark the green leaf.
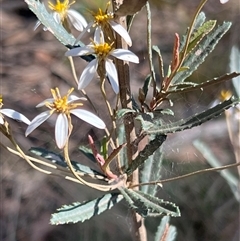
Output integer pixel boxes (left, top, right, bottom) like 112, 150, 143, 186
30, 147, 106, 180
135, 112, 155, 130
142, 75, 152, 98
168, 72, 240, 94
179, 12, 206, 52
193, 12, 206, 30
134, 190, 180, 217
120, 188, 181, 218
154, 216, 177, 241
187, 20, 216, 54
140, 146, 164, 196
126, 134, 167, 175
50, 193, 123, 224
118, 187, 148, 217
172, 21, 232, 85
152, 45, 164, 79
155, 109, 175, 116
147, 97, 240, 134
117, 124, 128, 168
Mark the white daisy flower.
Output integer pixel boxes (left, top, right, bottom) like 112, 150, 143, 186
48, 0, 87, 32
65, 30, 139, 93
0, 95, 30, 125
220, 0, 229, 3
75, 2, 132, 46
25, 88, 105, 149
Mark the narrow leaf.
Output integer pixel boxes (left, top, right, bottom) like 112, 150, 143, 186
186, 20, 216, 54
172, 22, 232, 85
119, 187, 148, 217
126, 134, 167, 175
153, 45, 165, 79
168, 72, 240, 94
147, 97, 240, 134
140, 146, 164, 196
117, 124, 128, 168
30, 147, 106, 180
50, 193, 123, 224
122, 189, 181, 218
142, 75, 152, 98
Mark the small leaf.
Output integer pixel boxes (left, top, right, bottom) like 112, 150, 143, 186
50, 193, 123, 224
153, 45, 165, 78
119, 187, 148, 217
142, 75, 152, 99
186, 20, 217, 54
172, 21, 232, 85
126, 134, 167, 175
121, 189, 181, 218
154, 109, 175, 116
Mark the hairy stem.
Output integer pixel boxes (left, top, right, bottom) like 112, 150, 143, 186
112, 1, 146, 240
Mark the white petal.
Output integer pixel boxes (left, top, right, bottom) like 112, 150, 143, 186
70, 109, 105, 129
0, 109, 30, 125
105, 59, 119, 94
53, 12, 61, 24
25, 110, 52, 136
68, 95, 86, 103
0, 115, 4, 124
36, 98, 54, 108
65, 45, 94, 57
220, 0, 229, 3
55, 113, 68, 149
78, 59, 98, 89
94, 26, 105, 43
111, 49, 139, 63
109, 20, 132, 46
67, 9, 88, 32
74, 22, 93, 45
34, 20, 41, 31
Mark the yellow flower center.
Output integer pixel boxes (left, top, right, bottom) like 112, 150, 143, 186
93, 42, 113, 59
219, 90, 232, 101
47, 88, 83, 114
48, 0, 74, 16
0, 95, 3, 108
92, 2, 113, 26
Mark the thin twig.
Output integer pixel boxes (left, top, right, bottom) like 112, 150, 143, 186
130, 161, 240, 189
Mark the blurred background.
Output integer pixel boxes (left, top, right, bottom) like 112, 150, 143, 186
1, 0, 239, 240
